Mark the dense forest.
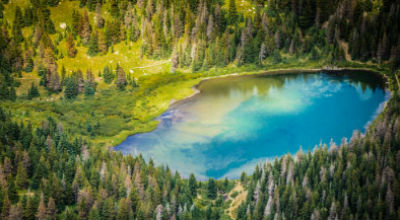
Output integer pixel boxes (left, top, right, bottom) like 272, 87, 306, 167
0, 0, 400, 219
0, 0, 399, 100
0, 106, 237, 220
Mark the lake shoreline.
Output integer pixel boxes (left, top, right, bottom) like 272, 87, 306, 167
111, 66, 388, 147
116, 69, 389, 179
169, 67, 387, 110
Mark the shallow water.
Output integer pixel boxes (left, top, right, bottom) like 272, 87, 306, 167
115, 71, 388, 179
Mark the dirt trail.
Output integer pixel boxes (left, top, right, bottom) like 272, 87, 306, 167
228, 181, 247, 220
339, 40, 352, 61
131, 59, 171, 69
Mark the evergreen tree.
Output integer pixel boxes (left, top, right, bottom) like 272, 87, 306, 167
207, 178, 217, 200
102, 66, 114, 84
95, 3, 105, 28
64, 77, 79, 99
80, 10, 91, 44
67, 34, 77, 58
36, 195, 47, 220
27, 83, 40, 100
87, 32, 99, 56
116, 198, 130, 220
15, 162, 28, 189
189, 173, 197, 197
115, 65, 127, 90
88, 205, 100, 220
12, 7, 24, 43
24, 197, 36, 220
228, 0, 238, 25
46, 197, 56, 220
272, 49, 282, 64
101, 198, 115, 220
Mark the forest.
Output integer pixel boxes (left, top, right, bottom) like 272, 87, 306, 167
0, 0, 400, 219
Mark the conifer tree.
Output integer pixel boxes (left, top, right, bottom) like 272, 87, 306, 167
228, 0, 238, 25
80, 10, 91, 44
115, 65, 127, 90
207, 178, 217, 199
15, 162, 28, 189
95, 3, 105, 28
67, 34, 77, 58
87, 32, 99, 56
189, 173, 197, 197
12, 7, 24, 43
102, 66, 114, 84
27, 83, 40, 100
36, 195, 47, 220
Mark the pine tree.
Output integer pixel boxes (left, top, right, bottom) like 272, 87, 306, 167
116, 198, 130, 220
95, 3, 104, 28
46, 197, 56, 220
84, 69, 96, 96
102, 66, 114, 84
88, 205, 100, 220
189, 173, 197, 197
72, 10, 81, 36
64, 77, 79, 99
24, 196, 36, 220
15, 162, 28, 189
207, 178, 217, 199
115, 65, 127, 90
1, 195, 10, 220
67, 34, 77, 58
8, 203, 23, 220
36, 195, 47, 220
98, 31, 108, 54
87, 32, 99, 56
12, 7, 24, 43
80, 10, 91, 44
110, 0, 119, 18
101, 198, 115, 220
129, 187, 140, 218
8, 181, 18, 202
272, 49, 282, 64
228, 0, 238, 25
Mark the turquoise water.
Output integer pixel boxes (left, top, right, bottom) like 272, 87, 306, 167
115, 71, 388, 179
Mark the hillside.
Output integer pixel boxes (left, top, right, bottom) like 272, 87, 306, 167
0, 0, 400, 219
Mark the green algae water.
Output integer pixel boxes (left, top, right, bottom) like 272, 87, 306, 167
115, 71, 388, 179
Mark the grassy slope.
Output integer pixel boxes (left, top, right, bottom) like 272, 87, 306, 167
2, 0, 392, 147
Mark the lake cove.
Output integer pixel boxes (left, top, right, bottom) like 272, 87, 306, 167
115, 71, 388, 179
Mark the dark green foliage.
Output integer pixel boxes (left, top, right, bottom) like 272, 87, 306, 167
12, 7, 24, 43
0, 2, 4, 19
109, 0, 119, 18
27, 83, 40, 99
84, 82, 96, 96
64, 76, 79, 99
0, 105, 232, 219
207, 178, 217, 199
228, 0, 238, 24
310, 46, 320, 60
42, 8, 55, 34
37, 65, 47, 86
272, 49, 282, 64
47, 0, 59, 7
189, 173, 197, 197
102, 66, 114, 84
0, 1, 399, 219
87, 32, 99, 56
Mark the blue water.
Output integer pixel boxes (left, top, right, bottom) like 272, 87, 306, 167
115, 72, 388, 179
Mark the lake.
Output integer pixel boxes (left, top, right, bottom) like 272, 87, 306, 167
115, 71, 388, 179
